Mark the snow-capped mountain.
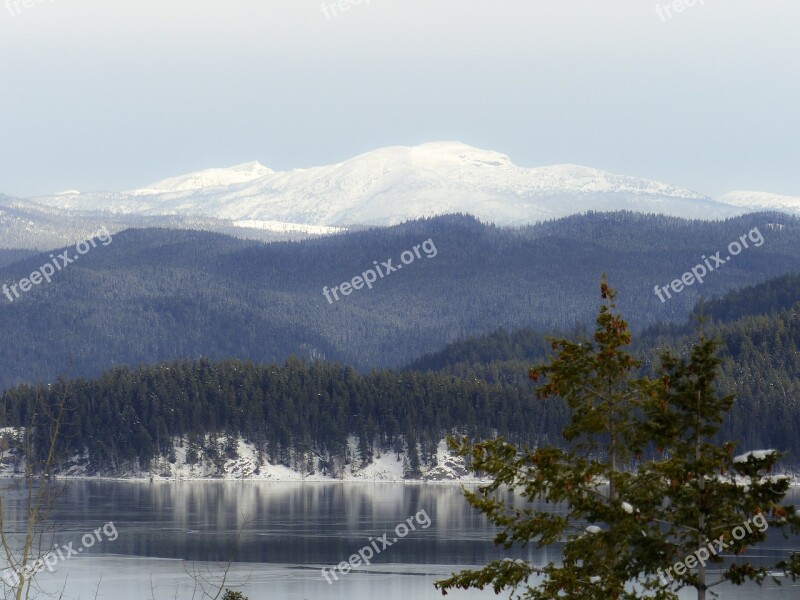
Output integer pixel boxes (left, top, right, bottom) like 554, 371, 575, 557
717, 191, 800, 216
20, 142, 744, 230
7, 141, 797, 250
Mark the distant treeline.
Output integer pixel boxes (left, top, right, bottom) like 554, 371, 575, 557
0, 357, 566, 476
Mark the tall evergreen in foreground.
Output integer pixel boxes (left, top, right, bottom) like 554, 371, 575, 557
436, 280, 800, 600
640, 335, 800, 599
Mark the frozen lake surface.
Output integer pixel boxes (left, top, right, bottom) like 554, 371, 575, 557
0, 481, 798, 599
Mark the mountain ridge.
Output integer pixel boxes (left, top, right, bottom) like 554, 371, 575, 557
717, 191, 800, 214
4, 142, 798, 252
11, 142, 749, 230
2, 211, 799, 391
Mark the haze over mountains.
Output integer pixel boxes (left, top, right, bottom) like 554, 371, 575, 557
3, 142, 798, 250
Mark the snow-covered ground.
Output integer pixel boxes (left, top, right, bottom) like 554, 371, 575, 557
0, 433, 487, 483
3, 429, 797, 485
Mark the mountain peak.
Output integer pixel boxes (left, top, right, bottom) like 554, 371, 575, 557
132, 161, 273, 195
346, 141, 515, 171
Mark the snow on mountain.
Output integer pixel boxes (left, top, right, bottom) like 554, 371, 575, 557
231, 219, 344, 235
130, 161, 273, 195
22, 142, 745, 229
717, 191, 800, 216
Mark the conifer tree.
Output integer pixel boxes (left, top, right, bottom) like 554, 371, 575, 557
639, 334, 800, 599
436, 279, 800, 600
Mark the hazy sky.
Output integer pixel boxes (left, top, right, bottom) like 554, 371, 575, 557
1, 0, 798, 198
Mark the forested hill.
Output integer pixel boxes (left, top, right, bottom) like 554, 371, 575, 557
0, 249, 37, 269
1, 211, 800, 391
693, 272, 800, 323
409, 271, 800, 374
2, 273, 799, 476
406, 274, 800, 459
2, 299, 799, 476
0, 358, 566, 477
405, 325, 558, 374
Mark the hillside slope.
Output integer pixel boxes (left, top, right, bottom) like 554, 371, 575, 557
1, 212, 799, 390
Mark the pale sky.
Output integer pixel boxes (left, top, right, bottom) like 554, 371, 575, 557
1, 0, 798, 199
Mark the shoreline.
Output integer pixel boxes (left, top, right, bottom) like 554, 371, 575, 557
2, 473, 797, 487
0, 473, 488, 485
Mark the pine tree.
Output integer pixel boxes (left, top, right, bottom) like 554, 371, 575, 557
435, 279, 800, 600
639, 334, 800, 599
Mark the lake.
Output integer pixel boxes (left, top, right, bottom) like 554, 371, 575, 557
0, 481, 797, 599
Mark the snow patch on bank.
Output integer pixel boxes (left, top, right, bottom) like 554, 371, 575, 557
1, 434, 486, 483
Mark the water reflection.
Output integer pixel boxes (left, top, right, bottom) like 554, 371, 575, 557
0, 481, 797, 599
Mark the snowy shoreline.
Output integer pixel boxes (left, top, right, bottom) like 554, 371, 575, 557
0, 474, 487, 484
4, 432, 798, 486
1, 435, 490, 484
